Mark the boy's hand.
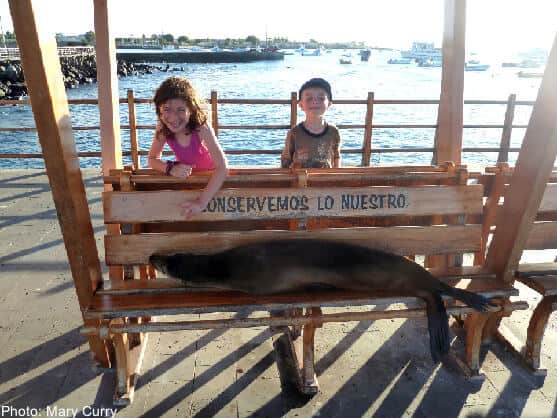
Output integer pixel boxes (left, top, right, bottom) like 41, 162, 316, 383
169, 163, 193, 177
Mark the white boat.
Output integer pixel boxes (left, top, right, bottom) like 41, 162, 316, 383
517, 71, 544, 78
388, 57, 412, 64
401, 42, 442, 61
301, 48, 322, 56
417, 57, 442, 67
339, 54, 352, 64
465, 60, 490, 71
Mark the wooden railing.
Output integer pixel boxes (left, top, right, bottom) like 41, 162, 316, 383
0, 91, 533, 167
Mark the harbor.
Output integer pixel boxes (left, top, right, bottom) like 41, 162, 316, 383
0, 48, 545, 169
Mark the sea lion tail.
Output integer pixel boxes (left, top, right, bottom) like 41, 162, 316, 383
442, 286, 497, 312
419, 291, 450, 362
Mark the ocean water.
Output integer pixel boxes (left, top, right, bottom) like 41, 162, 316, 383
0, 49, 544, 169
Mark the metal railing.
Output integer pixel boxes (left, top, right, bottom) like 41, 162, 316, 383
0, 91, 533, 166
0, 46, 95, 60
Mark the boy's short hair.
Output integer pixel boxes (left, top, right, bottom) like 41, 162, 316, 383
298, 78, 332, 101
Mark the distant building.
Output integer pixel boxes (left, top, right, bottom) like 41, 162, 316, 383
56, 34, 90, 46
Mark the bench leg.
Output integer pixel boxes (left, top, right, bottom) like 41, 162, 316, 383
84, 319, 113, 368
301, 322, 318, 393
493, 295, 555, 376
280, 308, 320, 395
480, 298, 510, 345
525, 295, 557, 372
448, 312, 490, 381
111, 319, 149, 406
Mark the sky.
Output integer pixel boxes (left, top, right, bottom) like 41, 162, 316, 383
0, 0, 555, 56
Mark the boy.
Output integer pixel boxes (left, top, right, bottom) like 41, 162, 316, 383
281, 78, 341, 168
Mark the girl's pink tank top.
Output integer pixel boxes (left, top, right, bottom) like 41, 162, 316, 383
166, 130, 215, 170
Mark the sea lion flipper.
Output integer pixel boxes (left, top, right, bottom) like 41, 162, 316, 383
445, 287, 497, 312
421, 291, 450, 362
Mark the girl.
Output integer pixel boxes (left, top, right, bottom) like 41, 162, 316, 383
148, 76, 228, 219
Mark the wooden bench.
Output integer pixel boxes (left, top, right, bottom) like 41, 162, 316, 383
479, 164, 557, 374
83, 165, 527, 405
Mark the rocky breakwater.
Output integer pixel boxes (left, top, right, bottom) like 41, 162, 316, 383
0, 54, 157, 99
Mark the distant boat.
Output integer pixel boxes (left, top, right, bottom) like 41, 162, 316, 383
301, 48, 322, 56
339, 54, 352, 64
388, 57, 412, 64
417, 58, 442, 67
360, 48, 371, 62
502, 59, 541, 68
517, 71, 544, 78
465, 60, 490, 71
401, 42, 442, 61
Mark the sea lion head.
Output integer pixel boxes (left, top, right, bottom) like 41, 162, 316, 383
149, 253, 215, 287
149, 254, 171, 275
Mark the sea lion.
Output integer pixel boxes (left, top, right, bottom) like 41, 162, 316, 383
149, 239, 496, 362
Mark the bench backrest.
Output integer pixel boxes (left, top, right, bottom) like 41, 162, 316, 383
103, 166, 484, 272
525, 181, 557, 250
482, 167, 557, 252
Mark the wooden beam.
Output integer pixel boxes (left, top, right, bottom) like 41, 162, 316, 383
434, 0, 466, 164
105, 224, 483, 264
486, 34, 557, 281
8, 0, 110, 366
103, 185, 484, 223
94, 0, 122, 176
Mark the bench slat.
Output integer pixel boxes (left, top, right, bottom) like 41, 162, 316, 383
103, 185, 484, 223
517, 277, 557, 296
516, 262, 557, 276
525, 222, 557, 249
97, 266, 496, 295
516, 262, 557, 296
85, 279, 518, 320
104, 224, 482, 265
105, 172, 459, 189
539, 183, 557, 213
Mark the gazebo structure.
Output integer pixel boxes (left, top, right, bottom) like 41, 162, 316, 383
6, 0, 557, 405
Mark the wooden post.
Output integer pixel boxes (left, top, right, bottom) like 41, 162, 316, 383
8, 0, 110, 367
290, 91, 298, 128
211, 90, 218, 136
486, 34, 557, 282
361, 91, 374, 166
94, 0, 122, 176
497, 94, 516, 163
94, 0, 123, 280
433, 0, 466, 165
127, 90, 139, 169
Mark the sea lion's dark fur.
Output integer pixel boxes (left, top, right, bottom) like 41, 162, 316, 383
149, 239, 495, 362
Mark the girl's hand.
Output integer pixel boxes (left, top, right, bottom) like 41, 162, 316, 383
169, 163, 193, 177
180, 199, 206, 219
156, 119, 164, 133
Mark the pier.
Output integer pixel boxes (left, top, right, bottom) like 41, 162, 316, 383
116, 49, 284, 63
